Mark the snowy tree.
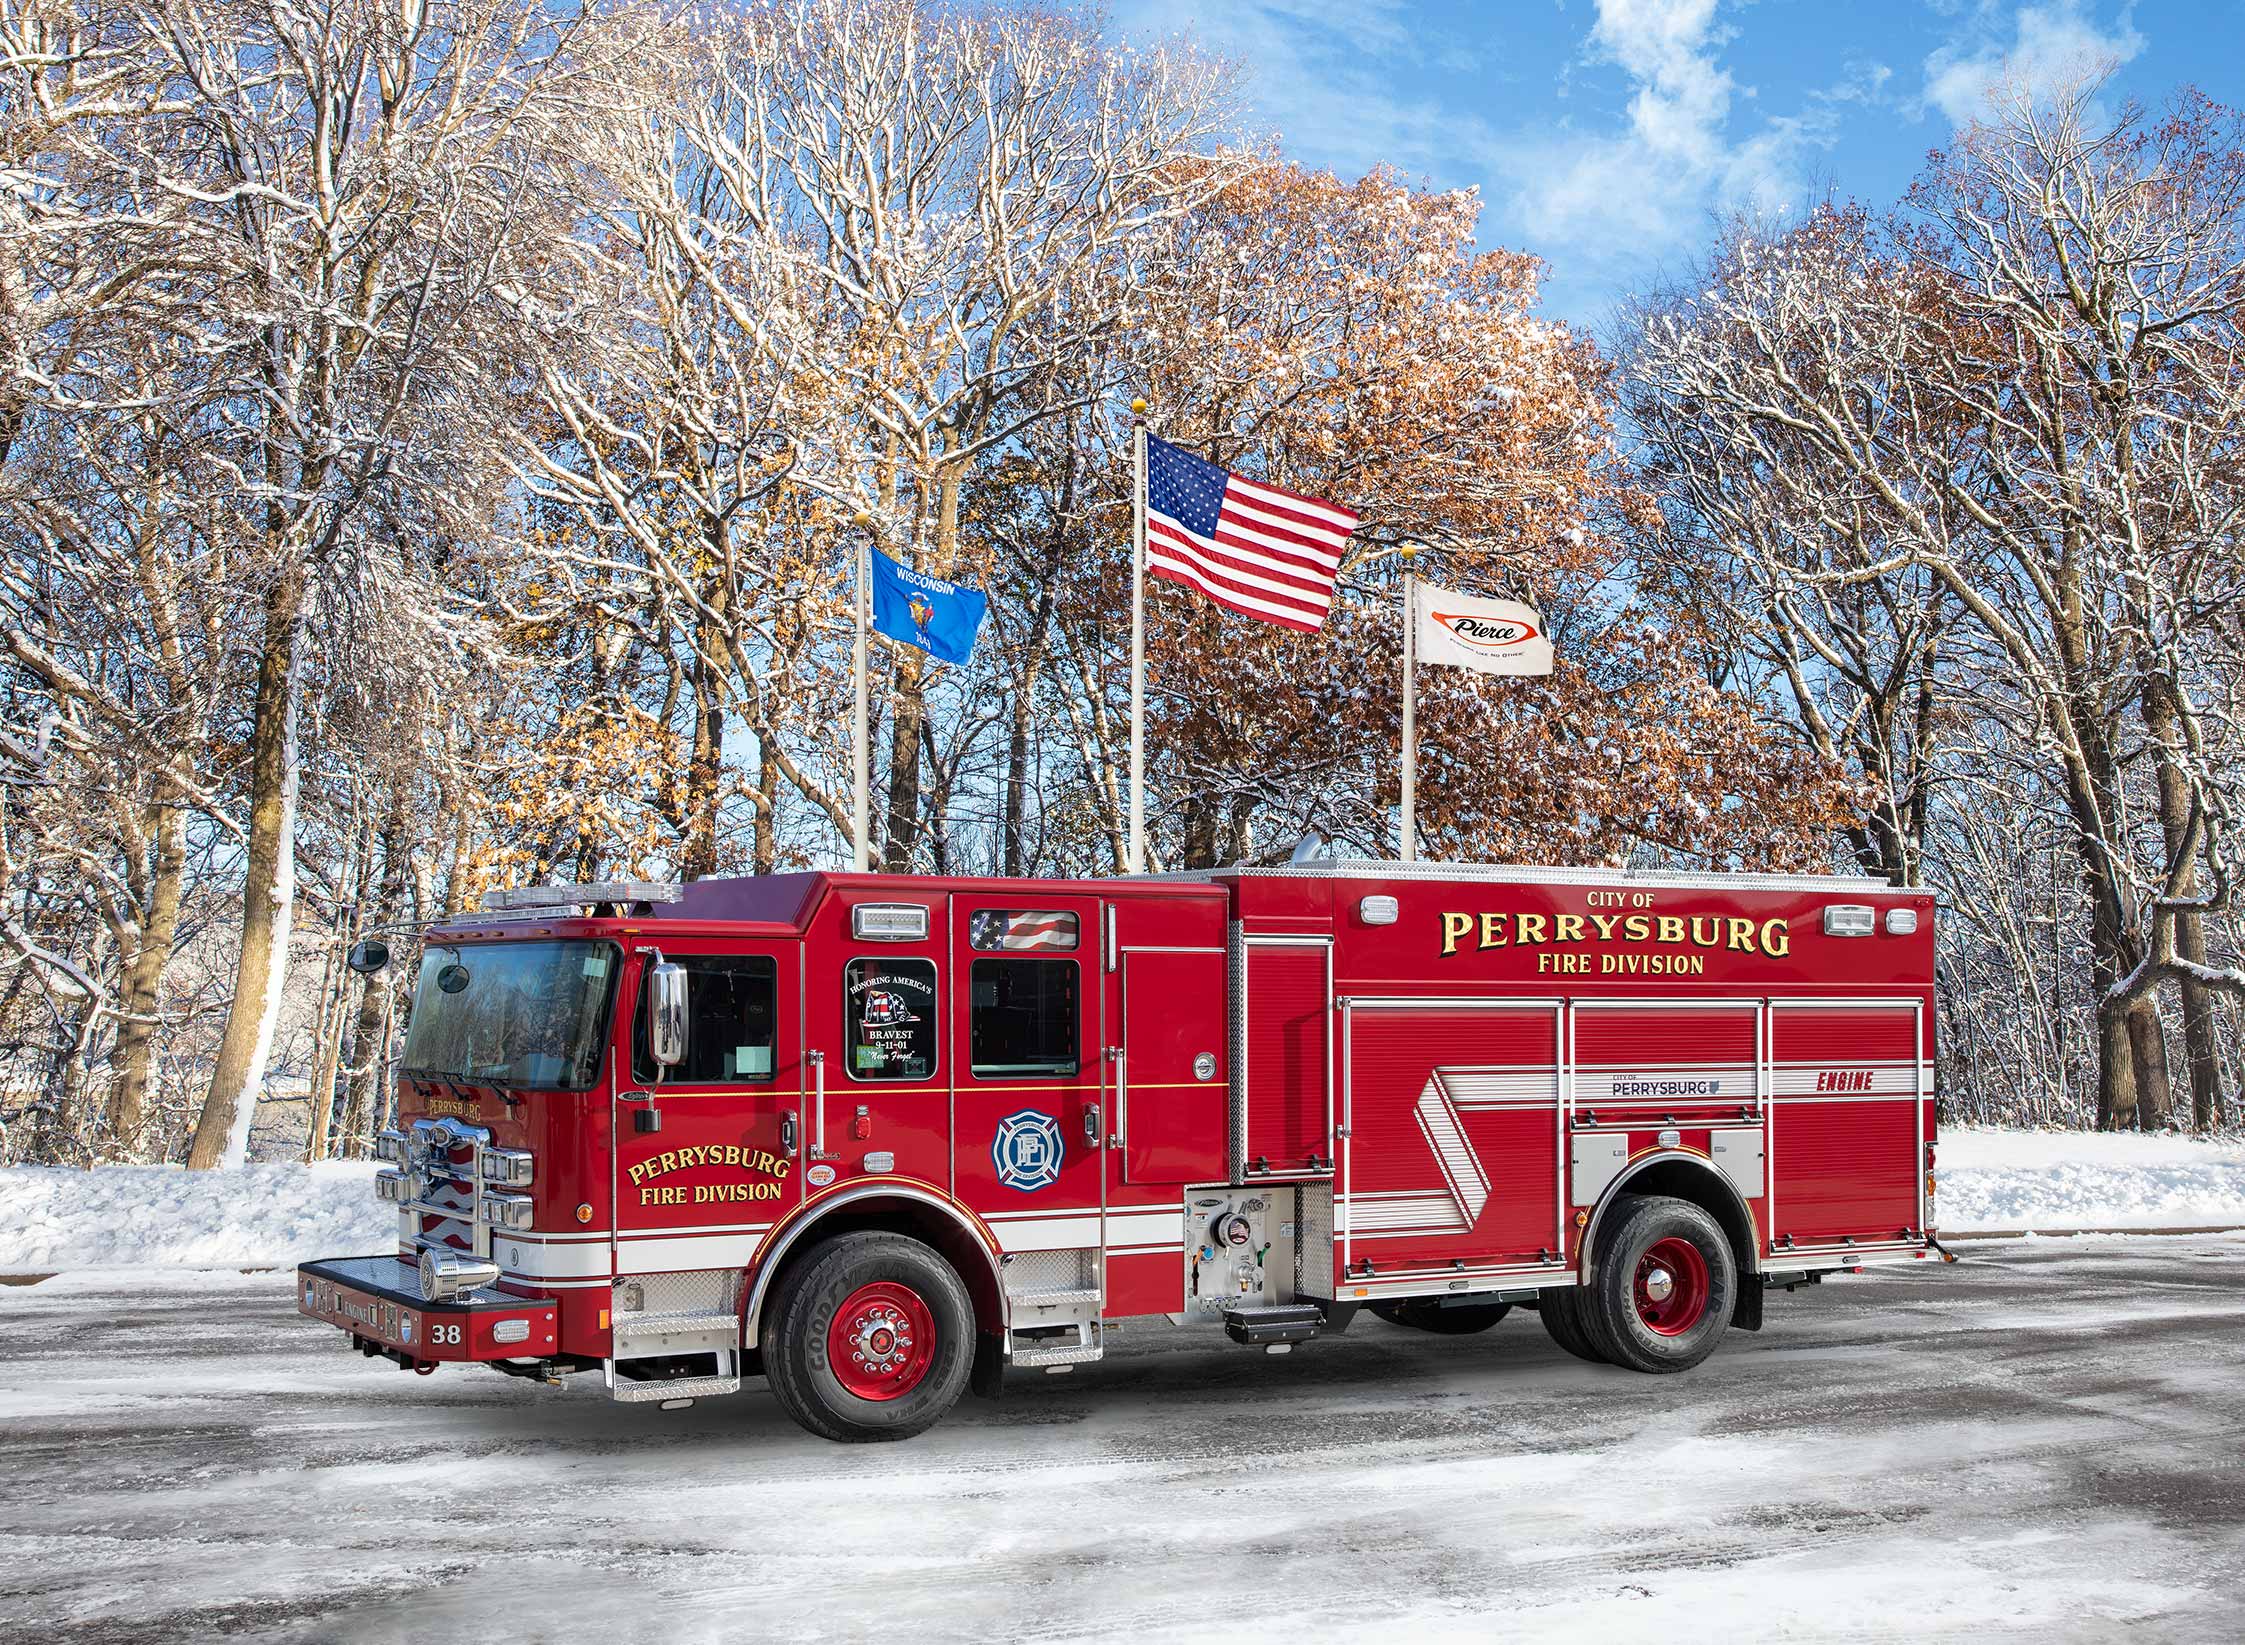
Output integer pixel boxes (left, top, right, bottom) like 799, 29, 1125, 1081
1626, 79, 2245, 1127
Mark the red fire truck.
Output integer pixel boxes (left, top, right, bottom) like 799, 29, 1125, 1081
298, 861, 1944, 1441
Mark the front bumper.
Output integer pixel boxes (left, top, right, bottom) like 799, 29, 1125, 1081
297, 1255, 559, 1363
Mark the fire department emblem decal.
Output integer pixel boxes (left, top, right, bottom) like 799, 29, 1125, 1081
991, 1109, 1063, 1193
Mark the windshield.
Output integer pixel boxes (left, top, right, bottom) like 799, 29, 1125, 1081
400, 940, 618, 1090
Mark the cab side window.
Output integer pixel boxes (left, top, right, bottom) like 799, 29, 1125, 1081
633, 954, 777, 1084
970, 958, 1079, 1078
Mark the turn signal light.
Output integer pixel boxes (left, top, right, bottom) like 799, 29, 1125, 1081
575, 1203, 594, 1224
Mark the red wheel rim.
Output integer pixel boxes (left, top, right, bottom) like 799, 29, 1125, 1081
827, 1281, 936, 1401
1634, 1236, 1710, 1336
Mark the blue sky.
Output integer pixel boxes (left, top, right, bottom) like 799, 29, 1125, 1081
1110, 1, 2245, 333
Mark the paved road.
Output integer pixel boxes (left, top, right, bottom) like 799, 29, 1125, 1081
3, 1238, 2243, 1643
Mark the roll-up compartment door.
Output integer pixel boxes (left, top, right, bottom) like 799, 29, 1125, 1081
1570, 1005, 1758, 1118
1343, 1004, 1561, 1273
1769, 1004, 1923, 1246
1239, 942, 1330, 1176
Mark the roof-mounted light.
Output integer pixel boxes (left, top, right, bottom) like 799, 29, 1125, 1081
481, 881, 681, 913
852, 903, 929, 942
1823, 905, 1877, 937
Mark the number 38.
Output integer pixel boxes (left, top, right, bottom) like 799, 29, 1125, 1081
430, 1323, 463, 1346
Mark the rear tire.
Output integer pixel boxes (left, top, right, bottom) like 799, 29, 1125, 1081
1577, 1194, 1736, 1374
1535, 1287, 1608, 1363
764, 1232, 974, 1442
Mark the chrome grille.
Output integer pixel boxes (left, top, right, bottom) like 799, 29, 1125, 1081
374, 1117, 534, 1273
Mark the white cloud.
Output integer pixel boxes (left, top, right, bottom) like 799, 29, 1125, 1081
1108, 0, 1886, 322
1114, 0, 1496, 181
1502, 1, 1865, 270
1921, 2, 2146, 126
1589, 0, 1735, 171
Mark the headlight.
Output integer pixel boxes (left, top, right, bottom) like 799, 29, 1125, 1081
374, 1130, 407, 1164
479, 1148, 534, 1188
480, 1192, 534, 1231
418, 1250, 500, 1302
374, 1169, 408, 1205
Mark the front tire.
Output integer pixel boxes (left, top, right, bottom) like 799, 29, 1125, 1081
1578, 1194, 1736, 1374
764, 1232, 975, 1442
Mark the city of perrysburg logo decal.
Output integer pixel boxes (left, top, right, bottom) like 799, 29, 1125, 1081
991, 1109, 1064, 1192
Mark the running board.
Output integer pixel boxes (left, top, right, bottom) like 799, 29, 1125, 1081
1008, 1319, 1102, 1367
612, 1309, 739, 1359
606, 1362, 742, 1404
605, 1308, 745, 1403
1222, 1303, 1323, 1347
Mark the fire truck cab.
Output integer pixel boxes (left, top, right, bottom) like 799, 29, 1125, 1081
298, 862, 1942, 1442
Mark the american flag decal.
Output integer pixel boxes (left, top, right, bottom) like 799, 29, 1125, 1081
1143, 433, 1357, 632
970, 910, 1078, 952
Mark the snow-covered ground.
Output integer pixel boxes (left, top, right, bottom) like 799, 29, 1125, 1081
0, 1161, 385, 1271
1940, 1127, 2245, 1232
3, 1238, 2242, 1642
5, 1129, 2244, 1275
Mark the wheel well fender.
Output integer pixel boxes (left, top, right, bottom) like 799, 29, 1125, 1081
741, 1187, 1006, 1350
1580, 1154, 1761, 1294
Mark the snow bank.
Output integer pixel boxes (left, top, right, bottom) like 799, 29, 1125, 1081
1940, 1126, 2245, 1231
4, 1129, 2244, 1271
0, 1162, 389, 1271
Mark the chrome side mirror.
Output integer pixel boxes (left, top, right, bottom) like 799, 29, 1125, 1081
647, 960, 689, 1068
346, 938, 391, 974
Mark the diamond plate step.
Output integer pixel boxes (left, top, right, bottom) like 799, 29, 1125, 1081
1009, 1313, 1103, 1367
608, 1371, 742, 1403
612, 1309, 739, 1357
1007, 1287, 1101, 1310
1221, 1302, 1323, 1347
1008, 1338, 1105, 1367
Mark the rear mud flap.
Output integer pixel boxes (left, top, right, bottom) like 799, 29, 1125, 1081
1731, 1278, 1765, 1332
969, 1331, 1006, 1399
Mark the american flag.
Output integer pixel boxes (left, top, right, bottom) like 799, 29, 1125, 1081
970, 910, 1078, 952
1143, 434, 1358, 633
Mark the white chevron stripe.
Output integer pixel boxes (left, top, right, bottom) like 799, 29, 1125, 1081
1418, 1075, 1490, 1223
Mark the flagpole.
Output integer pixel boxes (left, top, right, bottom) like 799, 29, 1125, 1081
850, 510, 871, 872
1400, 542, 1418, 864
1128, 399, 1148, 875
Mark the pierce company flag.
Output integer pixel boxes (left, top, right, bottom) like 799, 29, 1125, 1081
1413, 581, 1554, 675
1144, 434, 1357, 632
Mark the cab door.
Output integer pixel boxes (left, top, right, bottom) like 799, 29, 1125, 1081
951, 899, 1106, 1274
612, 944, 802, 1275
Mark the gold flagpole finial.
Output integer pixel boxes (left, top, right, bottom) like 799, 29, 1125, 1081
1130, 398, 1148, 417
